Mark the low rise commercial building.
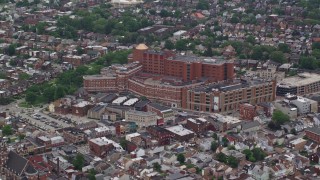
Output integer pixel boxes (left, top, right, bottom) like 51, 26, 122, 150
88, 137, 123, 157
125, 110, 158, 128
147, 103, 175, 125
87, 104, 107, 120
305, 127, 320, 143
72, 101, 92, 117
147, 126, 172, 146
185, 118, 209, 134
165, 125, 195, 142
288, 138, 307, 150
277, 73, 320, 96
210, 114, 242, 132
285, 94, 317, 114
62, 127, 87, 144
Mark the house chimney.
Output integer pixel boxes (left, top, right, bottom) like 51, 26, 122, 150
56, 157, 60, 176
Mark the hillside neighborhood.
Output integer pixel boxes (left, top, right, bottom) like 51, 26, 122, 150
0, 0, 320, 179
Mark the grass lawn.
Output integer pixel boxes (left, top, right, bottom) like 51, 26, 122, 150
18, 101, 32, 108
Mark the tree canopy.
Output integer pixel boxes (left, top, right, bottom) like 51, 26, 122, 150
270, 51, 287, 63
216, 152, 239, 168
268, 110, 290, 130
243, 148, 267, 162
73, 154, 85, 170
2, 125, 13, 136
211, 141, 219, 152
177, 153, 185, 164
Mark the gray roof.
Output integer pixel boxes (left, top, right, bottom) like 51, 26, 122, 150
306, 127, 320, 135
134, 100, 150, 109
90, 105, 106, 112
148, 102, 171, 111
101, 94, 118, 103
5, 151, 35, 176
241, 121, 260, 130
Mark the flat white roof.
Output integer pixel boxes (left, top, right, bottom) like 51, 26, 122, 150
51, 136, 63, 141
112, 96, 127, 104
38, 136, 50, 141
126, 132, 140, 138
188, 118, 199, 124
197, 118, 207, 122
90, 137, 124, 151
123, 98, 139, 106
210, 114, 241, 124
173, 30, 187, 36
94, 126, 110, 133
290, 138, 307, 145
280, 73, 320, 87
166, 125, 194, 137
74, 101, 90, 107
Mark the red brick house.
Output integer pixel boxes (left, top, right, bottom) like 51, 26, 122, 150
305, 127, 320, 143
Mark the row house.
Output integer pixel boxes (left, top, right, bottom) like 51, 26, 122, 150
146, 126, 172, 146
62, 127, 87, 144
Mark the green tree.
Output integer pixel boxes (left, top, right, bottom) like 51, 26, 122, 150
87, 169, 96, 180
175, 39, 188, 51
230, 16, 239, 24
149, 9, 156, 15
251, 46, 263, 60
222, 137, 229, 147
196, 0, 209, 10
312, 42, 320, 50
312, 49, 320, 59
73, 154, 85, 170
120, 138, 128, 150
153, 162, 162, 172
243, 149, 253, 159
246, 35, 256, 45
213, 133, 218, 140
0, 72, 6, 79
76, 46, 84, 55
248, 155, 256, 162
2, 125, 13, 136
216, 152, 227, 163
54, 86, 66, 100
7, 44, 16, 56
0, 97, 13, 105
164, 40, 175, 50
227, 156, 238, 168
160, 9, 171, 17
25, 92, 37, 104
204, 44, 213, 57
252, 148, 267, 161
299, 56, 318, 70
43, 86, 56, 102
272, 110, 290, 125
35, 22, 47, 34
270, 51, 286, 63
211, 141, 219, 151
18, 134, 26, 140
177, 153, 185, 164
9, 60, 17, 66
93, 18, 107, 33
19, 72, 30, 80
278, 43, 290, 53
